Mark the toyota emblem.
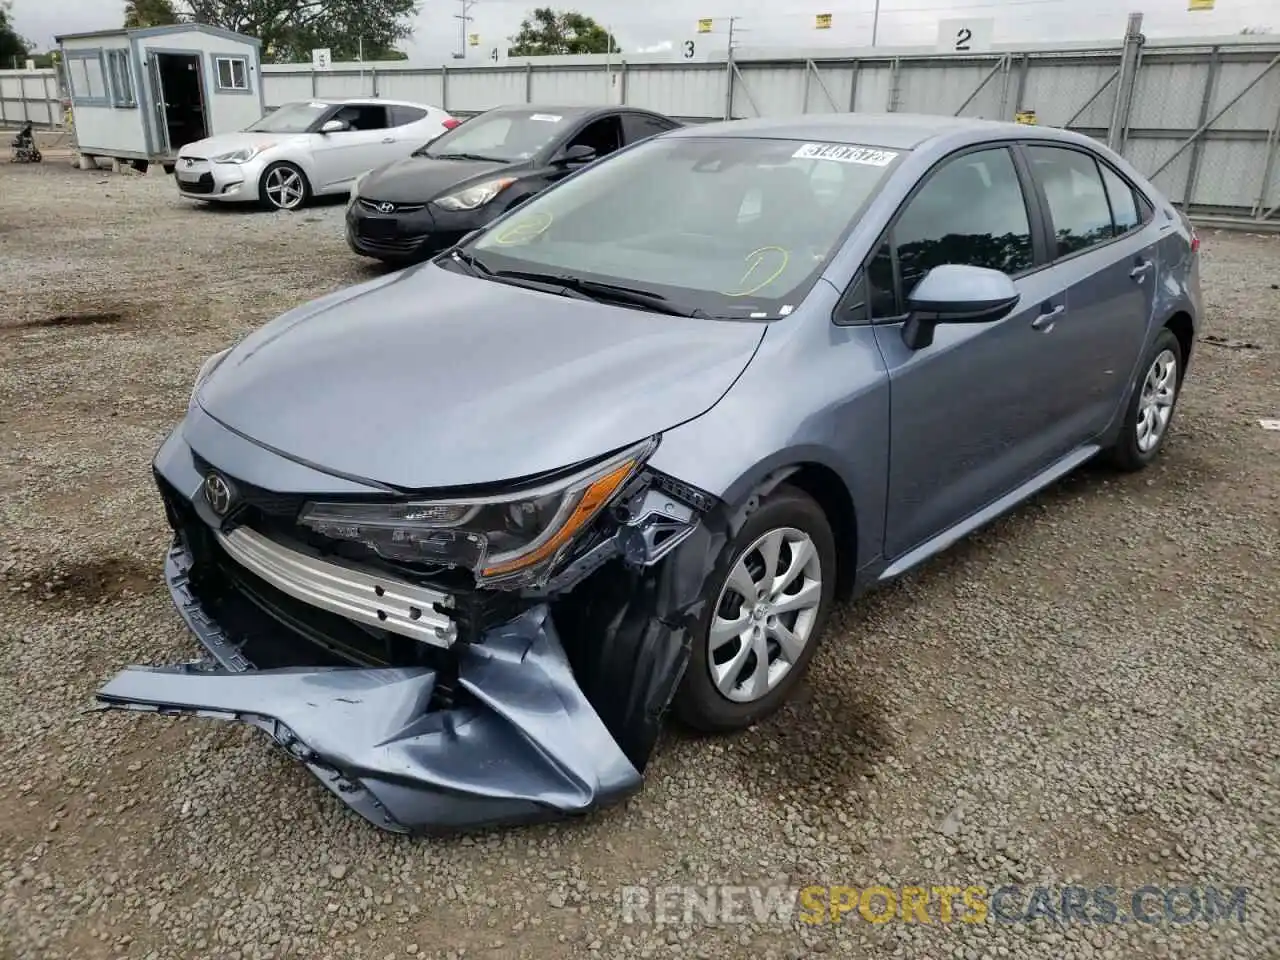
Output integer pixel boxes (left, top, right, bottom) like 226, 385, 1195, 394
376, 202, 395, 214
203, 472, 235, 516
185, 157, 195, 167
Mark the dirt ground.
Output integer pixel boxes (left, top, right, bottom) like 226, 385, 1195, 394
0, 159, 1277, 960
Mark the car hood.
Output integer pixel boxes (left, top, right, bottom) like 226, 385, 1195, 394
178, 131, 299, 158
195, 264, 765, 490
357, 155, 520, 204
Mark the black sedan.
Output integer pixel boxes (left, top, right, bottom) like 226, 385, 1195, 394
345, 104, 682, 264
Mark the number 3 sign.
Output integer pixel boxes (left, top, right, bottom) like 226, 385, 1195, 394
936, 18, 993, 53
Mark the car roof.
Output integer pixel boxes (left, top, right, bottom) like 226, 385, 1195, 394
485, 104, 658, 119
667, 113, 1083, 151
301, 97, 439, 109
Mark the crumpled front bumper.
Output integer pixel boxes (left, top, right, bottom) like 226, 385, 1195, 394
96, 544, 641, 833
94, 416, 725, 834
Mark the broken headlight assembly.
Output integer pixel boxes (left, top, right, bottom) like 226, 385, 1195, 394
298, 437, 658, 588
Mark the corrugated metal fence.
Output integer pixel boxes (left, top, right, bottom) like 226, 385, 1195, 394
4, 21, 1279, 223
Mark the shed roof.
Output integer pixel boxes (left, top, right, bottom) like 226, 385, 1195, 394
56, 23, 261, 47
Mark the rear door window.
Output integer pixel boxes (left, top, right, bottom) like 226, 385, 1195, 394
1027, 145, 1115, 257
1098, 162, 1141, 235
621, 113, 679, 144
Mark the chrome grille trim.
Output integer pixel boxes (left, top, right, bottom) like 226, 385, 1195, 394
358, 198, 427, 214
215, 526, 457, 648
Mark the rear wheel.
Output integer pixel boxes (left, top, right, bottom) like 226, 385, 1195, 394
674, 484, 837, 732
1103, 327, 1183, 472
259, 162, 310, 211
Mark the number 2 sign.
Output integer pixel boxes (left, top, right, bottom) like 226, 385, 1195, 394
936, 18, 993, 54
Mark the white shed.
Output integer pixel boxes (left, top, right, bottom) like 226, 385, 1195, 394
56, 24, 264, 167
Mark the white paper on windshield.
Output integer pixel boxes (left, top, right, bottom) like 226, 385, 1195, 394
308, 101, 328, 109
792, 143, 898, 166
528, 113, 562, 122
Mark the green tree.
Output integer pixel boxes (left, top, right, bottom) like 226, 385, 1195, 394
181, 0, 419, 63
508, 8, 619, 56
125, 0, 181, 28
0, 0, 30, 66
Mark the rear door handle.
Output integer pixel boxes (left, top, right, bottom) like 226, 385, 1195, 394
1031, 304, 1065, 331
381, 136, 396, 143
1130, 259, 1153, 280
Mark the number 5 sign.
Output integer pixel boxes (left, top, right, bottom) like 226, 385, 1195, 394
936, 18, 993, 53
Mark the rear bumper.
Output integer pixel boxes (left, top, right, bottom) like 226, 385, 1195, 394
93, 423, 642, 833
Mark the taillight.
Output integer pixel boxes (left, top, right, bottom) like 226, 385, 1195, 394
442, 118, 460, 130
1190, 230, 1200, 254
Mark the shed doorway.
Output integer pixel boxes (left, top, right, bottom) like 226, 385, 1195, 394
150, 52, 208, 153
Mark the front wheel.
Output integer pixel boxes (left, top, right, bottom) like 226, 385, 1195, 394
1103, 328, 1184, 472
259, 161, 310, 211
674, 484, 837, 733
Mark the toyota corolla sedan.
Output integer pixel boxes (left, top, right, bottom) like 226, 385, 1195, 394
175, 98, 457, 210
100, 114, 1201, 834
345, 103, 682, 263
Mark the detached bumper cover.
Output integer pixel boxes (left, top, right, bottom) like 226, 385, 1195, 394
96, 555, 641, 833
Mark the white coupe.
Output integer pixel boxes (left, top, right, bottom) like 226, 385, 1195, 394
174, 98, 458, 210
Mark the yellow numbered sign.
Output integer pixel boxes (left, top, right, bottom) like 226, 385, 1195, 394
697, 19, 713, 33
815, 14, 832, 29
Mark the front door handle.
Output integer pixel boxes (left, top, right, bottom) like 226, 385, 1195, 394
1130, 259, 1153, 280
381, 136, 396, 143
1031, 304, 1065, 331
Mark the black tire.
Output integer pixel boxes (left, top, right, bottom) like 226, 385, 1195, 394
1102, 327, 1184, 472
674, 483, 838, 733
258, 161, 311, 211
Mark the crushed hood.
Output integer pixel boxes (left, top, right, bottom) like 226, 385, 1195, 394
196, 264, 765, 490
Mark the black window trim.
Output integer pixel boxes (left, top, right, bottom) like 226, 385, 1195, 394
833, 140, 1050, 327
1016, 139, 1155, 269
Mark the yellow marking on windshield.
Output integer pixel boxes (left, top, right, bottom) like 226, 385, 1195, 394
721, 246, 790, 297
493, 212, 553, 245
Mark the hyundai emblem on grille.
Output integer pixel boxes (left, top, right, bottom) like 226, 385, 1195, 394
377, 202, 395, 214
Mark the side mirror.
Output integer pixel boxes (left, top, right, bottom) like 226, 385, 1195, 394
320, 119, 347, 134
901, 264, 1020, 350
555, 143, 596, 166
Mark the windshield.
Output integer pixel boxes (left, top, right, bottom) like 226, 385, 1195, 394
465, 136, 904, 319
418, 109, 573, 161
246, 101, 331, 133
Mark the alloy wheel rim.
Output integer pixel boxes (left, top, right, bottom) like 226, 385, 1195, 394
708, 526, 823, 704
265, 168, 304, 209
1136, 348, 1178, 453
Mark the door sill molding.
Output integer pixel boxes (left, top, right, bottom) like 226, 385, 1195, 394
878, 443, 1102, 582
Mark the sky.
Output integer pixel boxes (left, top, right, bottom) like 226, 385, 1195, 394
10, 0, 1271, 59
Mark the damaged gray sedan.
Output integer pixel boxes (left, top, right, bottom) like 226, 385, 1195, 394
98, 113, 1200, 833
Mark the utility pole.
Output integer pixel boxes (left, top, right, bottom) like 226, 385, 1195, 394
871, 0, 881, 47
454, 0, 477, 60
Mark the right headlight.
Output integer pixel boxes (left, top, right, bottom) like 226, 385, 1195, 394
298, 437, 657, 588
189, 347, 231, 409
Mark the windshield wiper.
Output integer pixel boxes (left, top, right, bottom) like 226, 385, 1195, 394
445, 248, 494, 277
491, 270, 707, 317
422, 151, 504, 162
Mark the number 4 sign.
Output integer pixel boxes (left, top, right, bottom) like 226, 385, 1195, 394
936, 18, 993, 53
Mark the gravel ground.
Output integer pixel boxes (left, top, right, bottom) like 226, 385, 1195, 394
0, 160, 1277, 960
